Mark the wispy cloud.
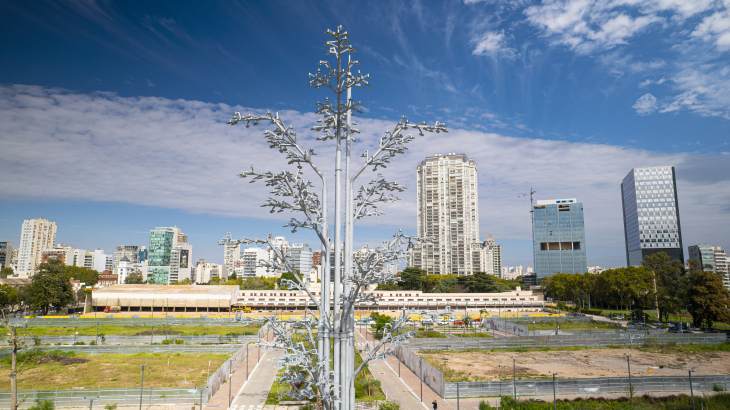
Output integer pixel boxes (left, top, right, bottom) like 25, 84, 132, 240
633, 93, 658, 115
1, 85, 727, 253
472, 30, 519, 59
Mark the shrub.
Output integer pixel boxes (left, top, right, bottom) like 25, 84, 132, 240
29, 399, 54, 410
714, 384, 726, 392
74, 341, 85, 345
104, 404, 118, 410
33, 336, 41, 346
378, 400, 401, 410
478, 400, 492, 409
354, 377, 381, 397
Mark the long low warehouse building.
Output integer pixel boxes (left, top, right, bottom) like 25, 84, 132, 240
236, 287, 544, 312
93, 284, 239, 312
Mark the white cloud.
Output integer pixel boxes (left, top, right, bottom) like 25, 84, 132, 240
524, 0, 663, 53
472, 31, 518, 58
0, 85, 728, 258
691, 8, 730, 51
632, 93, 658, 115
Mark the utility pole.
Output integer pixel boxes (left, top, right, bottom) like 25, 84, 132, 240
518, 188, 537, 277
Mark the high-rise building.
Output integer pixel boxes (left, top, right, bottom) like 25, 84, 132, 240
412, 153, 480, 275
113, 246, 139, 271
148, 226, 189, 285
287, 244, 313, 276
474, 236, 502, 277
169, 242, 193, 283
532, 198, 587, 282
16, 218, 57, 277
0, 242, 12, 270
621, 166, 684, 266
688, 244, 717, 272
194, 260, 227, 283
242, 247, 270, 278
138, 246, 148, 262
91, 249, 107, 272
223, 241, 241, 274
712, 246, 729, 290
312, 250, 322, 267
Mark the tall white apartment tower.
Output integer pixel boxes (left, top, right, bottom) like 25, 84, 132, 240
412, 153, 480, 275
223, 241, 241, 274
17, 218, 57, 277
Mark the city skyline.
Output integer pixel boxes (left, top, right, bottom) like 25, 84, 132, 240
1, 1, 729, 269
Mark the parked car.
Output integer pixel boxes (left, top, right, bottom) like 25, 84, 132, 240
421, 319, 433, 326
474, 318, 483, 322
453, 320, 464, 326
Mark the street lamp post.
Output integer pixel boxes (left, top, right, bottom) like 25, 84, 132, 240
511, 357, 517, 401
688, 370, 695, 410
83, 396, 94, 410
139, 363, 146, 410
228, 359, 233, 408
552, 373, 557, 410
624, 354, 632, 398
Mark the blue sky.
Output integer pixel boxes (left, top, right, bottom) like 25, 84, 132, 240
1, 0, 729, 269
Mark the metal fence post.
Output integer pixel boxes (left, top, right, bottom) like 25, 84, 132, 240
199, 388, 203, 410
456, 383, 459, 410
689, 371, 695, 410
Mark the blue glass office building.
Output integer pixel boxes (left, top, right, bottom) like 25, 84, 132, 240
533, 199, 587, 282
621, 166, 683, 267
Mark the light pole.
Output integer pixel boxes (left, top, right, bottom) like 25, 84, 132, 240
228, 359, 233, 408
552, 373, 557, 410
139, 363, 146, 410
624, 354, 632, 398
688, 370, 695, 410
83, 396, 95, 410
511, 357, 516, 402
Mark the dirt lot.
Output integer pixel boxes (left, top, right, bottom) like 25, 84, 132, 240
418, 347, 730, 382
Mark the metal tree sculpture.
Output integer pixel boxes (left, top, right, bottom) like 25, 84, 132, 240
222, 26, 446, 410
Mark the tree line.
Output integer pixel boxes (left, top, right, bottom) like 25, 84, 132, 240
0, 259, 100, 315
542, 252, 730, 328
377, 267, 522, 293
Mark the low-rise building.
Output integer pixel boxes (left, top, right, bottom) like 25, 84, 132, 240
92, 284, 239, 312
98, 270, 119, 287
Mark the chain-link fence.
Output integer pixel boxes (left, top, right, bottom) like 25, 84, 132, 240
406, 332, 727, 351
503, 316, 591, 324
0, 334, 259, 346
0, 387, 205, 409
0, 344, 247, 359
445, 374, 730, 398
7, 317, 266, 328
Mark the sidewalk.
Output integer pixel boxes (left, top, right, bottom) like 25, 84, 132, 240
206, 343, 272, 410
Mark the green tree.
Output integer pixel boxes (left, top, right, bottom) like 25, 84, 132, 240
278, 271, 304, 290
240, 276, 276, 290
399, 267, 424, 290
643, 252, 685, 322
375, 282, 399, 291
686, 268, 730, 328
1, 267, 14, 278
26, 260, 74, 314
124, 272, 144, 284
433, 276, 457, 293
0, 284, 19, 310
369, 312, 392, 337
65, 266, 99, 286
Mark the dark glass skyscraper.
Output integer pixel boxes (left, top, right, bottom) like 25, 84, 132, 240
532, 199, 587, 282
621, 166, 683, 267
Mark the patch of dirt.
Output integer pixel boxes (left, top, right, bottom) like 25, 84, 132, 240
419, 348, 730, 381
36, 355, 90, 366
134, 329, 181, 336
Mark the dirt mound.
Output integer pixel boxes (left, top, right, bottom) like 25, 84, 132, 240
36, 354, 89, 365
134, 329, 180, 336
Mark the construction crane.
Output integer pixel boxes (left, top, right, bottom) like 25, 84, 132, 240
519, 188, 538, 279
483, 232, 500, 240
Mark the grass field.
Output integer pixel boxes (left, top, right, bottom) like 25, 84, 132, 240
529, 321, 619, 332
497, 394, 730, 409
24, 324, 261, 337
2, 351, 229, 390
